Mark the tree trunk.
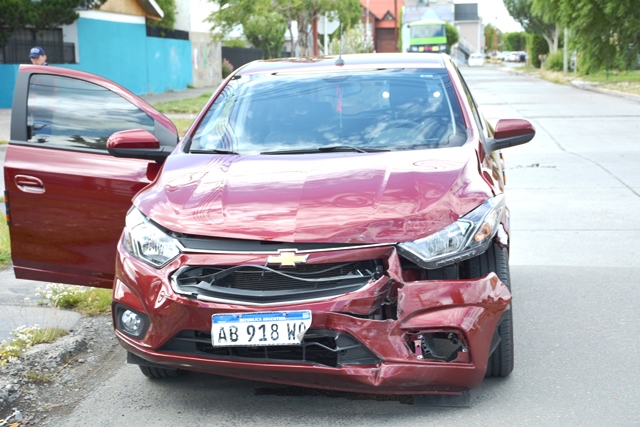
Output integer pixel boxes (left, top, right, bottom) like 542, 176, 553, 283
296, 11, 311, 56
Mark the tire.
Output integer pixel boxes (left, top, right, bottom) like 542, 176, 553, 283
138, 365, 185, 379
464, 243, 514, 377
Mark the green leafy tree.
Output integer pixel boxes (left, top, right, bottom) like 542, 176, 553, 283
503, 32, 526, 51
527, 32, 548, 68
329, 22, 372, 54
146, 0, 177, 30
244, 10, 287, 58
503, 0, 559, 53
25, 0, 106, 33
484, 23, 501, 53
531, 0, 640, 72
0, 0, 27, 47
208, 0, 361, 57
444, 22, 458, 53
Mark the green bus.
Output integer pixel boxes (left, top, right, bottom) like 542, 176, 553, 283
407, 19, 447, 53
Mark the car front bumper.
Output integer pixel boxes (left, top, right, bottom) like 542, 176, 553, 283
112, 244, 511, 395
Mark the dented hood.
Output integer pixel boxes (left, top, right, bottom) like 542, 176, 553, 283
136, 147, 493, 243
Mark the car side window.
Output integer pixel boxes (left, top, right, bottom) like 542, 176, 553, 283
27, 74, 154, 151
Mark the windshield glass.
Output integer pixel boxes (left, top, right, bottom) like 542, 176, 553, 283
189, 68, 466, 154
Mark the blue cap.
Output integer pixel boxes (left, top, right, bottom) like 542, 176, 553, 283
29, 46, 45, 58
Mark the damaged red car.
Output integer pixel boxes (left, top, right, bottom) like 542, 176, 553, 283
5, 53, 534, 396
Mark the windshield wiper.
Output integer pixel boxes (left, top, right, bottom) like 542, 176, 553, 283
261, 145, 388, 155
190, 149, 239, 154
319, 145, 368, 153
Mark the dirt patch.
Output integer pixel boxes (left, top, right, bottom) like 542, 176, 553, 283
0, 315, 125, 425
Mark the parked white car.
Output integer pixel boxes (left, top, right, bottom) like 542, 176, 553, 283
468, 53, 485, 67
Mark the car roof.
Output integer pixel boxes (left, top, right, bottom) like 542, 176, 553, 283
236, 53, 448, 75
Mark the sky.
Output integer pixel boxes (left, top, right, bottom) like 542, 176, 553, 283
458, 0, 524, 33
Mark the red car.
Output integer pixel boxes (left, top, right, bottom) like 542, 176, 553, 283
5, 53, 534, 396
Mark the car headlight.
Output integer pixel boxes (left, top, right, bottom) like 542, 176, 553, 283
123, 208, 181, 268
397, 195, 506, 269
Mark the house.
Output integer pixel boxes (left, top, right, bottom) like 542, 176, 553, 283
359, 0, 404, 53
0, 0, 221, 108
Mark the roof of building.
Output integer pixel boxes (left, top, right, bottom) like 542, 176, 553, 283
138, 0, 164, 20
360, 0, 399, 21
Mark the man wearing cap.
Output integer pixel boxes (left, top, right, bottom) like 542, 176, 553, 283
29, 46, 49, 65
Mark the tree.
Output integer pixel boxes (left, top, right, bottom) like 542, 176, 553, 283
0, 0, 28, 47
503, 32, 526, 52
531, 0, 640, 72
146, 0, 177, 31
484, 23, 501, 53
1, 0, 105, 51
243, 10, 287, 58
329, 22, 372, 54
444, 22, 458, 53
503, 0, 559, 53
25, 0, 106, 33
208, 0, 362, 57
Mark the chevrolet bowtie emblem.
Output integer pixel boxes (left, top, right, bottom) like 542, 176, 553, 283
267, 250, 309, 267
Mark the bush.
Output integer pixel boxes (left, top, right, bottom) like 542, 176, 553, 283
36, 283, 112, 316
544, 50, 565, 71
527, 33, 549, 68
222, 58, 234, 78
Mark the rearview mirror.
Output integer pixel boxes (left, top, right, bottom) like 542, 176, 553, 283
484, 118, 535, 153
107, 129, 171, 162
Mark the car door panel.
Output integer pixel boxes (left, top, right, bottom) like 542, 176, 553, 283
5, 65, 178, 288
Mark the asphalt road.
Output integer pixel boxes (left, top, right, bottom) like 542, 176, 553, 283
7, 65, 640, 426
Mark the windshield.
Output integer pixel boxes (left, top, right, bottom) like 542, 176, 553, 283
189, 68, 466, 155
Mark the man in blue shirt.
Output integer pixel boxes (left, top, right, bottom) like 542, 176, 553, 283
29, 46, 49, 65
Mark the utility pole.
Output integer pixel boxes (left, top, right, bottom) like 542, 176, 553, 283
563, 27, 568, 73
394, 0, 398, 52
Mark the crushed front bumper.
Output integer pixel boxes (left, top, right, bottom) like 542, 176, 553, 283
112, 245, 511, 395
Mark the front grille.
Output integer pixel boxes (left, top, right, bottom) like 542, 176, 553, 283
172, 261, 384, 304
159, 329, 380, 368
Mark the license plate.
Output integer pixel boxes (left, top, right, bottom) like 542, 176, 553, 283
211, 310, 312, 347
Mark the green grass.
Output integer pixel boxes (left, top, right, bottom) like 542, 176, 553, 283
0, 220, 11, 269
580, 69, 640, 84
1, 325, 67, 366
26, 370, 53, 384
36, 284, 112, 316
152, 93, 212, 114
173, 118, 196, 137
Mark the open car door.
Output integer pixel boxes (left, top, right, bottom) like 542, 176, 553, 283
4, 65, 179, 288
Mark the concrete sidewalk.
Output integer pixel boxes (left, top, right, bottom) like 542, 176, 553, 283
0, 86, 217, 143
0, 267, 82, 342
0, 109, 10, 142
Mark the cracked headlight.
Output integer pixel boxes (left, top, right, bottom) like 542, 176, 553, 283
397, 195, 506, 269
123, 208, 181, 268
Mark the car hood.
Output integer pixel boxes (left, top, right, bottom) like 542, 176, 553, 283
136, 147, 493, 244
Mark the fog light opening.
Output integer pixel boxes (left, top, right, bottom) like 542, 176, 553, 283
122, 310, 142, 335
115, 305, 149, 339
408, 332, 467, 363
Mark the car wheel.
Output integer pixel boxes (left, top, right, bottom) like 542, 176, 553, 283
138, 365, 185, 379
465, 242, 514, 377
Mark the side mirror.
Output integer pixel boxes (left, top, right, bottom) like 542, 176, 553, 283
484, 118, 535, 153
107, 129, 171, 162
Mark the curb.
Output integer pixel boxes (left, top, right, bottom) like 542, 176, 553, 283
502, 66, 640, 103
569, 80, 640, 103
